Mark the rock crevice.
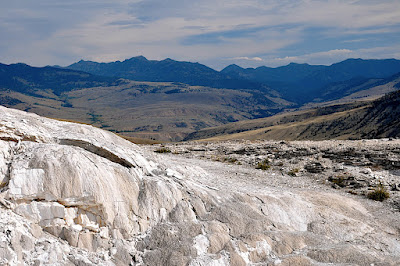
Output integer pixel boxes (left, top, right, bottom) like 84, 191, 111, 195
59, 138, 135, 168
1, 106, 400, 265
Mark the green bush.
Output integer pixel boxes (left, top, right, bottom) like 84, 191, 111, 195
225, 157, 238, 164
368, 183, 390, 201
328, 175, 346, 187
212, 156, 239, 164
256, 159, 270, 170
287, 168, 300, 176
154, 147, 171, 153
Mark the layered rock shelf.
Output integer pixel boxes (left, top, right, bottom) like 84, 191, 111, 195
1, 105, 400, 265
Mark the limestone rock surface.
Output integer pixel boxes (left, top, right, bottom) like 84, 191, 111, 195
1, 105, 400, 265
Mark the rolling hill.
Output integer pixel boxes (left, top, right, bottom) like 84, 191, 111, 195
294, 71, 400, 111
185, 88, 400, 141
2, 58, 400, 142
0, 63, 290, 141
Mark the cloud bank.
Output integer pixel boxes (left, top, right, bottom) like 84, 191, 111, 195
0, 0, 399, 69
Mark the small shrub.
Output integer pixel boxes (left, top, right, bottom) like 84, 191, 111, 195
256, 159, 270, 170
348, 190, 358, 195
328, 176, 346, 187
212, 156, 238, 164
225, 157, 238, 164
154, 147, 171, 153
370, 164, 382, 171
212, 156, 221, 162
368, 183, 390, 201
0, 181, 7, 189
287, 168, 300, 176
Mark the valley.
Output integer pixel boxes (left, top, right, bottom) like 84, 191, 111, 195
0, 79, 286, 141
3, 1, 400, 265
1, 57, 400, 142
0, 58, 399, 264
185, 89, 400, 141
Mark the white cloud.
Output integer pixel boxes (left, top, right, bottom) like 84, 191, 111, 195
269, 49, 353, 64
231, 57, 263, 61
342, 39, 368, 43
263, 47, 400, 67
0, 0, 399, 67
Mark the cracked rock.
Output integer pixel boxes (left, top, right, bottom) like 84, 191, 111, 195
1, 106, 400, 265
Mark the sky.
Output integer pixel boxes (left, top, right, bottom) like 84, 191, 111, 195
1, 0, 400, 70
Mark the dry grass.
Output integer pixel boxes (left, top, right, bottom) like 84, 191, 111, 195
119, 135, 163, 145
0, 79, 289, 143
154, 147, 172, 153
287, 168, 300, 176
255, 159, 271, 170
200, 105, 370, 142
368, 183, 390, 201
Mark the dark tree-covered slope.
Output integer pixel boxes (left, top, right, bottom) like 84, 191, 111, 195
222, 59, 400, 103
0, 63, 118, 95
67, 56, 270, 92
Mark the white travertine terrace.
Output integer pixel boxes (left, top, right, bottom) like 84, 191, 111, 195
0, 105, 399, 265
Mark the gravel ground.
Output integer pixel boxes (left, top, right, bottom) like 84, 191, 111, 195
143, 139, 400, 211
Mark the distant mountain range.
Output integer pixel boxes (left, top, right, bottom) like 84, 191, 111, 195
66, 57, 400, 104
222, 58, 400, 85
66, 56, 271, 93
0, 57, 400, 141
222, 58, 400, 103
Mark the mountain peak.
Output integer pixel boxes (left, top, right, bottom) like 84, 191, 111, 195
162, 58, 176, 62
13, 62, 30, 67
125, 55, 148, 62
221, 64, 244, 73
288, 62, 309, 66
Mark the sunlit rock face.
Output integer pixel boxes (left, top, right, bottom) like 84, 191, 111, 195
1, 105, 400, 265
0, 106, 187, 264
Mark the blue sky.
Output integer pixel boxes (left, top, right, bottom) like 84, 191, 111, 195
1, 0, 400, 70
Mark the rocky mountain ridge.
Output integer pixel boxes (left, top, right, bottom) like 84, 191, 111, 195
0, 106, 400, 265
222, 58, 400, 102
67, 57, 400, 104
67, 56, 269, 92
